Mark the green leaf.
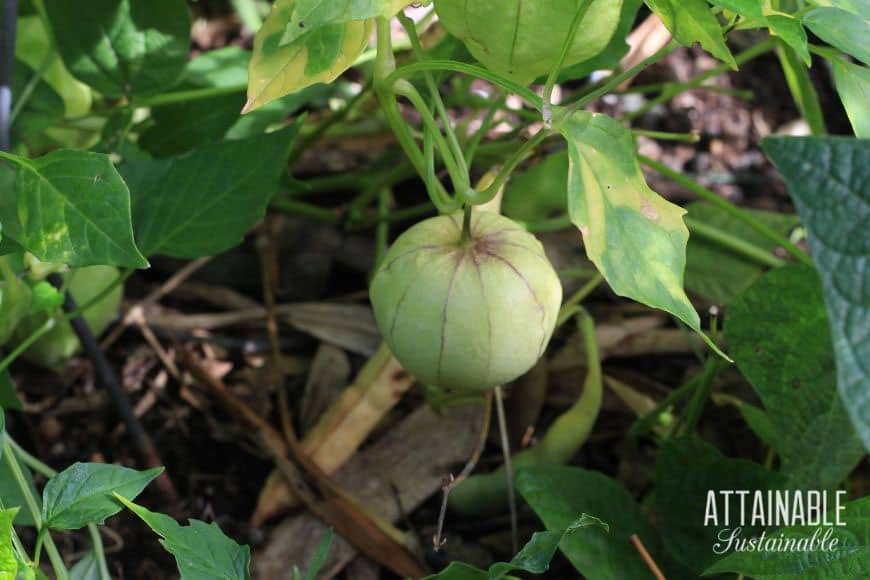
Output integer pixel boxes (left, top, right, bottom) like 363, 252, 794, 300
762, 137, 870, 452
803, 7, 870, 65
725, 264, 864, 489
704, 495, 870, 578
42, 463, 163, 530
43, 0, 192, 98
302, 528, 332, 580
246, 0, 409, 111
645, 0, 737, 68
502, 150, 569, 223
426, 513, 609, 580
0, 508, 18, 579
516, 465, 664, 579
123, 124, 299, 258
766, 13, 811, 66
685, 201, 799, 304
0, 150, 148, 268
69, 551, 100, 580
707, 0, 763, 20
558, 112, 723, 355
656, 437, 786, 573
116, 495, 251, 580
830, 59, 870, 138
11, 60, 65, 147
0, 373, 21, 413
140, 47, 325, 157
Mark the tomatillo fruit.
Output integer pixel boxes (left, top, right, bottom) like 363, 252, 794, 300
370, 211, 562, 392
435, 0, 623, 85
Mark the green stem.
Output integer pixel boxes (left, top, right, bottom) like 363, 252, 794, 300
0, 319, 55, 374
270, 197, 340, 223
2, 440, 68, 580
134, 84, 246, 108
639, 155, 811, 266
398, 12, 469, 189
386, 61, 543, 111
542, 0, 593, 125
677, 357, 724, 436
460, 204, 472, 244
632, 128, 700, 143
472, 129, 553, 204
622, 38, 776, 122
685, 217, 784, 268
9, 54, 52, 125
8, 439, 110, 580
558, 274, 604, 326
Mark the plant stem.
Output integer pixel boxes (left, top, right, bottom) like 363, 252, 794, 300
9, 53, 51, 126
460, 204, 472, 244
685, 217, 784, 268
622, 37, 776, 122
135, 84, 246, 107
542, 0, 593, 125
639, 155, 812, 265
2, 439, 68, 580
632, 128, 699, 143
270, 197, 340, 223
493, 385, 518, 554
0, 318, 55, 374
473, 128, 553, 204
558, 274, 604, 326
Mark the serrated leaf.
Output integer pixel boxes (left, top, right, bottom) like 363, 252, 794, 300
0, 508, 18, 579
704, 495, 870, 578
657, 437, 786, 573
685, 201, 798, 304
43, 0, 192, 97
246, 0, 411, 111
762, 137, 870, 452
122, 124, 299, 258
516, 465, 665, 579
646, 0, 737, 68
116, 495, 251, 580
0, 150, 147, 268
803, 7, 870, 65
724, 264, 864, 489
42, 463, 163, 530
558, 111, 722, 355
831, 59, 870, 138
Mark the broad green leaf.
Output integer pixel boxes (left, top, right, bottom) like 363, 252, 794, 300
725, 264, 864, 489
762, 137, 870, 452
0, 373, 21, 413
427, 514, 609, 580
657, 437, 786, 573
516, 465, 664, 579
69, 551, 100, 580
246, 0, 410, 111
766, 12, 811, 66
558, 111, 721, 354
645, 0, 737, 68
43, 0, 192, 98
123, 125, 299, 258
685, 201, 799, 304
831, 59, 870, 138
502, 150, 569, 223
0, 150, 148, 268
820, 0, 870, 18
140, 47, 325, 157
15, 15, 93, 117
116, 495, 251, 580
803, 7, 870, 65
42, 463, 163, 530
0, 508, 18, 579
704, 495, 870, 578
0, 259, 31, 346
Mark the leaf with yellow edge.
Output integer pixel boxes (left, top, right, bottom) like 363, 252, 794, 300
558, 111, 728, 358
245, 0, 413, 112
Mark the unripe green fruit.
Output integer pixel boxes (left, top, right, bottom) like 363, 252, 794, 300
435, 0, 623, 84
14, 266, 122, 370
370, 211, 562, 392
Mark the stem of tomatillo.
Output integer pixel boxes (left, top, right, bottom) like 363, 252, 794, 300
542, 0, 593, 126
460, 204, 473, 244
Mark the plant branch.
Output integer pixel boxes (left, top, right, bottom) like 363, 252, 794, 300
542, 0, 593, 125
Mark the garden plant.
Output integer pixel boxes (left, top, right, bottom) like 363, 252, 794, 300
0, 0, 868, 578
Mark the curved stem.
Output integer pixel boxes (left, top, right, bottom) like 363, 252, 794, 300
2, 439, 68, 580
470, 128, 552, 205
542, 0, 593, 125
639, 155, 811, 266
493, 385, 518, 554
387, 61, 543, 111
